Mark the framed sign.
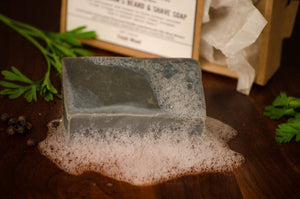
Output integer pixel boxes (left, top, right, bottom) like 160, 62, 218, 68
60, 0, 203, 60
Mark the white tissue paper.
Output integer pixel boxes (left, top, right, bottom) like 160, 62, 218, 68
200, 0, 267, 95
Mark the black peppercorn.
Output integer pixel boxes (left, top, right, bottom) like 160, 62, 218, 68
26, 122, 33, 130
26, 138, 35, 146
18, 115, 27, 126
1, 113, 10, 122
16, 125, 26, 134
6, 126, 16, 135
3, 114, 33, 136
8, 118, 18, 125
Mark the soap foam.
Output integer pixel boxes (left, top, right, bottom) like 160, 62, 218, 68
38, 117, 244, 186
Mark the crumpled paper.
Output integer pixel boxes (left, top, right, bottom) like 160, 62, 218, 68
200, 0, 267, 95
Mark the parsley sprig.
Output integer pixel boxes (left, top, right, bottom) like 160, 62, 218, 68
264, 92, 300, 143
0, 13, 96, 102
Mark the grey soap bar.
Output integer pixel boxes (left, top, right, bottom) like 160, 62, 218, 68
62, 57, 206, 138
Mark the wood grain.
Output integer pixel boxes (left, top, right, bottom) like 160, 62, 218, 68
0, 1, 299, 198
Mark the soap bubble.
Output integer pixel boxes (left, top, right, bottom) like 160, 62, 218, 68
38, 117, 244, 186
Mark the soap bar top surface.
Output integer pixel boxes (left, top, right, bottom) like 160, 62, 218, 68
62, 57, 205, 118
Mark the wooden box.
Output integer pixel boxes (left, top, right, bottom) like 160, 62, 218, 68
61, 0, 299, 86
200, 0, 299, 86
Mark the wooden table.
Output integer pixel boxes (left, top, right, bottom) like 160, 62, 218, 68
0, 1, 299, 198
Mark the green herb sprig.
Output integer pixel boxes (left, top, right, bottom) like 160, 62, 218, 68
0, 13, 97, 102
264, 92, 300, 143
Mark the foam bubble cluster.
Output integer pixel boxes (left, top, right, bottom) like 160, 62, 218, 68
38, 117, 244, 186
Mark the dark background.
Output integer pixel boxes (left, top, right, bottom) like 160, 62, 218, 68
0, 1, 299, 199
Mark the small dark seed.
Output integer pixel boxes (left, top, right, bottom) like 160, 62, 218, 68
26, 138, 35, 146
18, 116, 27, 126
6, 126, 16, 135
1, 113, 10, 122
18, 115, 26, 121
8, 118, 18, 125
26, 122, 33, 130
16, 125, 26, 134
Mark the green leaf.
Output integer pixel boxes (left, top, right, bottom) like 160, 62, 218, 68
275, 135, 292, 143
9, 87, 30, 99
53, 44, 76, 57
63, 37, 81, 46
289, 97, 300, 108
275, 123, 299, 143
0, 66, 40, 102
25, 86, 37, 102
0, 82, 36, 102
272, 92, 289, 107
295, 114, 300, 119
0, 81, 22, 88
74, 31, 97, 39
264, 106, 296, 120
43, 90, 54, 101
72, 48, 93, 56
0, 14, 94, 102
265, 93, 300, 144
286, 117, 300, 130
68, 26, 87, 33
0, 88, 16, 95
11, 66, 34, 83
1, 70, 20, 81
67, 26, 97, 39
275, 121, 300, 143
49, 26, 96, 47
49, 56, 62, 75
39, 74, 58, 101
1, 67, 34, 84
272, 92, 300, 108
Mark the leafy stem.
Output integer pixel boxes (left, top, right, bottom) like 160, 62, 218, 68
0, 13, 97, 102
264, 92, 300, 143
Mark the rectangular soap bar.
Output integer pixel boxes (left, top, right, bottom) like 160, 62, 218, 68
62, 57, 206, 138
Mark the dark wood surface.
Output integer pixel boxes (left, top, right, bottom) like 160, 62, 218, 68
0, 1, 299, 198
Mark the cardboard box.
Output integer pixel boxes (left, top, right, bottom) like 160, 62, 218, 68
200, 0, 299, 86
61, 0, 299, 86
